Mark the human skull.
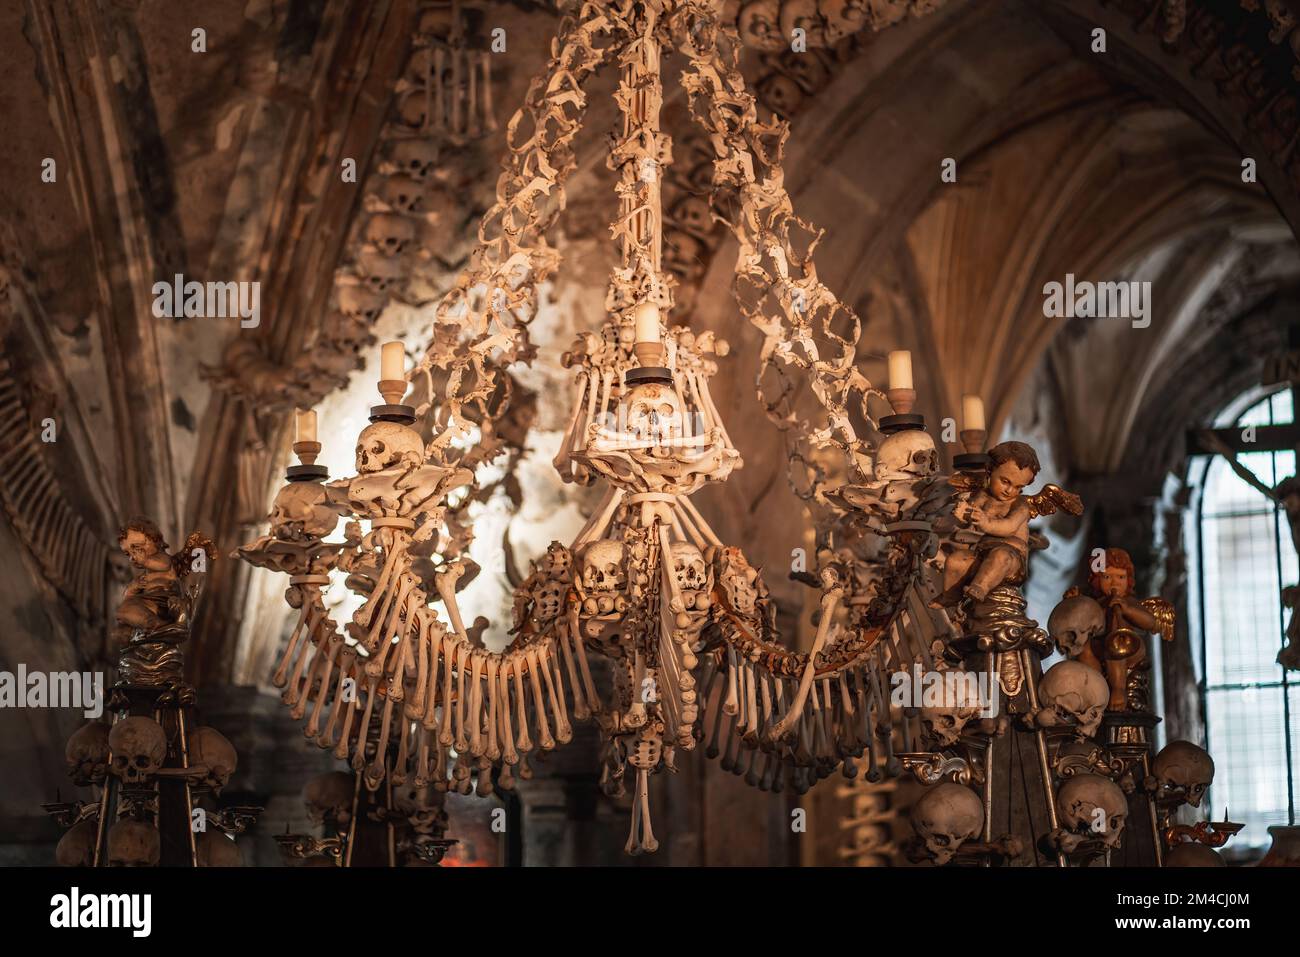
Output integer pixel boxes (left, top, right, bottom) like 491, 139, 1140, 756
195, 830, 244, 867
1048, 595, 1106, 658
364, 212, 416, 256
357, 249, 406, 294
533, 579, 566, 622
65, 721, 111, 786
56, 818, 99, 867
909, 782, 984, 866
624, 383, 684, 450
270, 481, 338, 541
1037, 660, 1109, 737
380, 175, 427, 215
109, 717, 167, 785
304, 771, 355, 830
395, 787, 448, 837
338, 284, 387, 324
1164, 842, 1225, 867
108, 819, 160, 867
737, 0, 785, 51
919, 676, 984, 747
355, 421, 424, 474
581, 539, 625, 593
390, 139, 440, 181
670, 541, 708, 594
873, 430, 938, 483
397, 89, 432, 128
1058, 773, 1128, 848
1152, 740, 1214, 808
189, 726, 237, 794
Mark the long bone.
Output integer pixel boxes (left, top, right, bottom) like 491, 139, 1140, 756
742, 658, 760, 743
572, 487, 625, 550
553, 371, 589, 477
453, 642, 470, 753
525, 645, 556, 751
723, 645, 739, 715
333, 673, 364, 762
437, 634, 457, 747
705, 683, 727, 759
392, 710, 412, 785
498, 655, 519, 766
414, 729, 431, 789
367, 694, 397, 787
354, 529, 407, 631
719, 709, 742, 772
467, 650, 485, 754
512, 654, 533, 754
434, 561, 471, 640
765, 581, 843, 743
408, 612, 431, 720
485, 656, 501, 761
539, 642, 573, 743
556, 620, 590, 721
273, 601, 316, 688
636, 767, 657, 853
282, 606, 323, 708
362, 573, 416, 678
350, 679, 379, 771
320, 647, 358, 749
305, 635, 343, 738
421, 618, 442, 730
566, 603, 601, 711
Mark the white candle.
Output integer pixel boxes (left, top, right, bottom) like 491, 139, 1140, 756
295, 409, 317, 444
381, 341, 405, 381
887, 350, 913, 391
961, 394, 986, 433
633, 301, 661, 344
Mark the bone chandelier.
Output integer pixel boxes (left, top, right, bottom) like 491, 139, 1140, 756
228, 0, 1133, 868
231, 0, 933, 862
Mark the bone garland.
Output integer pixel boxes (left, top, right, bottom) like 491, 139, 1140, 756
412, 1, 622, 457
238, 444, 589, 802
673, 1, 882, 494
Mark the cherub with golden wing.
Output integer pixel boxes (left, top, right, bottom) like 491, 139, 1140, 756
941, 442, 1084, 604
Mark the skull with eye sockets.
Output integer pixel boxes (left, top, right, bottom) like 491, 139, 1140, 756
1035, 660, 1110, 737
1057, 773, 1128, 849
389, 139, 440, 182
108, 717, 166, 786
355, 421, 424, 475
1048, 595, 1106, 658
909, 782, 984, 866
108, 819, 160, 867
624, 383, 684, 453
1152, 740, 1214, 809
873, 429, 939, 483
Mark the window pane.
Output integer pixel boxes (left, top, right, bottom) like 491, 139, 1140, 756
1206, 686, 1290, 848
1202, 509, 1287, 685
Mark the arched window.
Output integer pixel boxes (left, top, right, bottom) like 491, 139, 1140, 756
1190, 389, 1299, 851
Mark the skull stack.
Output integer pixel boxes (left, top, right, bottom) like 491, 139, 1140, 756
47, 520, 257, 867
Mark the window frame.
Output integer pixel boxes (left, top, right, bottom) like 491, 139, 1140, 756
1190, 387, 1298, 847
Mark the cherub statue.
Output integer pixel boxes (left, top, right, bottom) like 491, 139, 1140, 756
940, 442, 1082, 604
113, 518, 215, 685
115, 520, 210, 640
1076, 547, 1174, 712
